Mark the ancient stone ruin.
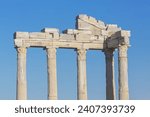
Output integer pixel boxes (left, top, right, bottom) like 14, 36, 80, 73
14, 14, 130, 100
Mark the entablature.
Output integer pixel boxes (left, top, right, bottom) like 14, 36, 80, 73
14, 14, 130, 50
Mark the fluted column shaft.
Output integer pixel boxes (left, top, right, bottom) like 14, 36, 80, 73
16, 47, 27, 100
118, 45, 129, 100
46, 47, 57, 100
104, 49, 116, 100
77, 49, 87, 100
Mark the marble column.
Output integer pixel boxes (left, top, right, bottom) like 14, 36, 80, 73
77, 49, 87, 100
104, 49, 116, 100
46, 47, 57, 100
118, 45, 129, 100
16, 47, 27, 100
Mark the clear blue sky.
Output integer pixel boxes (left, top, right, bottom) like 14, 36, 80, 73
0, 0, 149, 100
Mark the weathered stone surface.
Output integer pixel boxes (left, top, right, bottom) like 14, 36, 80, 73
104, 49, 116, 100
76, 19, 91, 30
107, 38, 119, 48
115, 30, 130, 38
76, 14, 106, 30
46, 47, 57, 100
29, 32, 46, 39
101, 30, 108, 36
14, 14, 130, 100
14, 39, 23, 47
77, 14, 89, 20
78, 30, 92, 34
64, 29, 92, 35
118, 45, 129, 100
90, 27, 101, 35
60, 34, 75, 40
64, 29, 78, 34
97, 35, 105, 41
45, 33, 53, 39
107, 30, 130, 48
88, 16, 97, 24
41, 28, 59, 39
75, 33, 91, 41
14, 15, 130, 50
14, 14, 130, 50
106, 24, 120, 31
41, 28, 59, 33
90, 35, 105, 41
98, 20, 105, 29
15, 39, 105, 49
16, 47, 27, 100
14, 32, 29, 39
52, 33, 59, 39
106, 24, 121, 37
76, 49, 87, 100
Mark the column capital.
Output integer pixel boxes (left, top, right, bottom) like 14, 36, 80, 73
46, 47, 57, 59
104, 49, 115, 58
118, 45, 128, 58
76, 48, 87, 61
16, 47, 26, 54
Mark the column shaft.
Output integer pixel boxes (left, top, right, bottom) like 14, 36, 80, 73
16, 47, 27, 100
104, 49, 116, 100
77, 49, 87, 100
46, 47, 57, 100
118, 45, 129, 100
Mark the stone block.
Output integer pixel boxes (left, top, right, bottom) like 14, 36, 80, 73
29, 32, 46, 39
52, 33, 59, 39
106, 24, 121, 31
119, 30, 130, 37
41, 28, 59, 33
106, 25, 121, 37
107, 38, 119, 48
64, 29, 92, 35
107, 24, 117, 30
98, 20, 105, 26
88, 16, 97, 24
101, 30, 108, 36
14, 39, 23, 47
91, 35, 105, 41
77, 15, 106, 31
119, 37, 130, 45
77, 14, 89, 20
64, 29, 78, 34
77, 19, 91, 30
91, 28, 101, 35
97, 20, 106, 29
75, 34, 91, 41
41, 28, 59, 39
45, 33, 53, 39
91, 35, 97, 40
111, 30, 131, 39
78, 30, 92, 34
14, 32, 29, 39
60, 34, 75, 40
97, 35, 105, 40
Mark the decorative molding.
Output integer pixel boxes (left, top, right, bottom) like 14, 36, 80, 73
118, 45, 128, 57
16, 47, 26, 54
14, 15, 130, 50
77, 49, 87, 61
46, 47, 56, 59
